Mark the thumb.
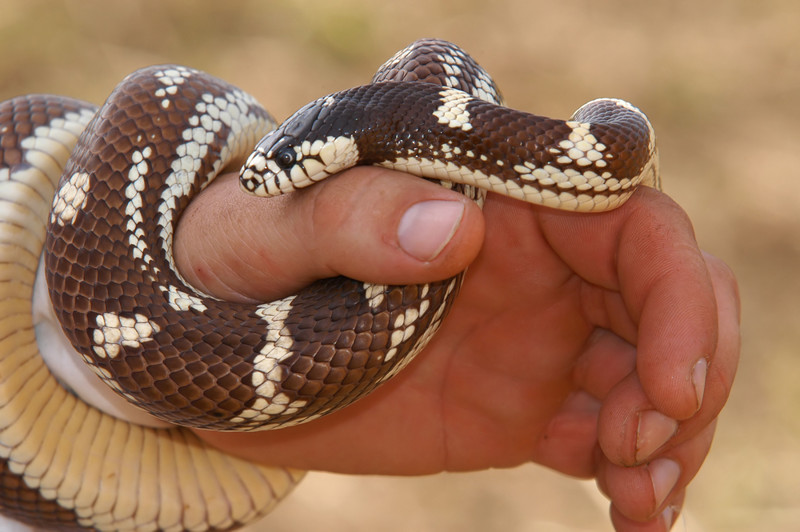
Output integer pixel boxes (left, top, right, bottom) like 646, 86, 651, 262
174, 166, 485, 303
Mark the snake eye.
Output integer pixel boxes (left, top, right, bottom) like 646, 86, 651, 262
274, 148, 296, 169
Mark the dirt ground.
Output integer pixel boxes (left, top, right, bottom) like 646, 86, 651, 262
1, 1, 797, 530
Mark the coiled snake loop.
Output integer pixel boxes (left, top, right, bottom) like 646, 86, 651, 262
0, 39, 658, 530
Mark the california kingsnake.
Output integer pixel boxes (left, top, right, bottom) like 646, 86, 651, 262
0, 39, 658, 530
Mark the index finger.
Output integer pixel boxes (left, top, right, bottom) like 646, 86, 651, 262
538, 188, 718, 420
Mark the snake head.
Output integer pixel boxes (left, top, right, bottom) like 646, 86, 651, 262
239, 96, 361, 197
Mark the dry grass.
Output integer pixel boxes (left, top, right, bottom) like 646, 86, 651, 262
2, 1, 798, 530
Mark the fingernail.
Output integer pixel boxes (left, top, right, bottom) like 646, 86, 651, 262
636, 411, 678, 462
661, 504, 679, 530
648, 458, 681, 510
692, 357, 708, 411
397, 200, 464, 262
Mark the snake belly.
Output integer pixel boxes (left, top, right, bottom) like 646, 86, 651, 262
0, 95, 301, 530
0, 38, 658, 530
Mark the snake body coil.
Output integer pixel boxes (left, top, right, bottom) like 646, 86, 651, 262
0, 39, 658, 530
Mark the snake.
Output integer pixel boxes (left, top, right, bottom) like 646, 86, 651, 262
0, 39, 658, 530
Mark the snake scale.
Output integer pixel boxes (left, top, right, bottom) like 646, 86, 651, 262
0, 39, 658, 530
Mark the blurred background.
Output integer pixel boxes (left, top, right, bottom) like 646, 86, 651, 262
1, 0, 797, 530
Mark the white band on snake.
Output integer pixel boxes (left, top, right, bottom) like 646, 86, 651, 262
0, 39, 658, 530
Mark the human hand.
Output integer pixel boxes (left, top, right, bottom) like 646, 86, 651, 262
177, 167, 739, 531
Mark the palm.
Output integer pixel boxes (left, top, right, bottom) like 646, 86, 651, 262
387, 193, 597, 472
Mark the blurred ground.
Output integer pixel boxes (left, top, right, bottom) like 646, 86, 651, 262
1, 0, 798, 530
